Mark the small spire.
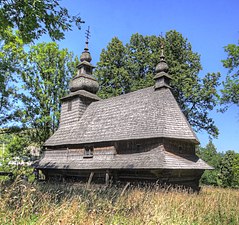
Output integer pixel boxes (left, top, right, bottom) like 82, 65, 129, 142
155, 44, 168, 73
154, 42, 171, 90
69, 26, 99, 94
159, 33, 165, 61
160, 44, 165, 61
80, 26, 92, 62
84, 26, 91, 51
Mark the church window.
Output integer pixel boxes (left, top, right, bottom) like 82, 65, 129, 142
83, 146, 94, 158
179, 146, 183, 154
68, 101, 72, 111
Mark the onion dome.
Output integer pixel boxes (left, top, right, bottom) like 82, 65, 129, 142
80, 42, 92, 62
69, 27, 99, 94
154, 44, 172, 90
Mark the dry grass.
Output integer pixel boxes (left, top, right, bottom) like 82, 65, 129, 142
0, 180, 238, 225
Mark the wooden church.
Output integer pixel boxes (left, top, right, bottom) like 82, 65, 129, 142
35, 37, 212, 190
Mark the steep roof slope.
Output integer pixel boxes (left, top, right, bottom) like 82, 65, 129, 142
45, 86, 199, 146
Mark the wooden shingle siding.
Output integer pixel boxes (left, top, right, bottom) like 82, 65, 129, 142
164, 139, 195, 155
37, 145, 212, 170
42, 146, 116, 161
115, 138, 161, 154
60, 96, 93, 126
60, 98, 80, 125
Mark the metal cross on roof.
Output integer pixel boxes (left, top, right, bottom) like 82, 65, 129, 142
85, 26, 91, 43
159, 32, 164, 47
159, 32, 165, 60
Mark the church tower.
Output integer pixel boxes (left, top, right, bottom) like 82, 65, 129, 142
59, 27, 100, 127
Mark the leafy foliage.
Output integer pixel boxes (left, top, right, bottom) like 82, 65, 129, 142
95, 31, 220, 137
198, 141, 239, 188
0, 130, 33, 180
197, 141, 222, 186
0, 29, 25, 126
0, 1, 84, 128
0, 129, 34, 158
19, 42, 79, 146
95, 37, 131, 98
219, 150, 239, 187
221, 39, 239, 111
0, 0, 84, 43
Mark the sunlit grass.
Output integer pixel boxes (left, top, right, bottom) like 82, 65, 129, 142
0, 179, 238, 225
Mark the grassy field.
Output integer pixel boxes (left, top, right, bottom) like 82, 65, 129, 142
0, 179, 238, 225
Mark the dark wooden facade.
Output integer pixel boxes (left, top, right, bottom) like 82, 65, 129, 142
35, 43, 212, 190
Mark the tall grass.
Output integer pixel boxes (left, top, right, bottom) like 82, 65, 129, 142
0, 179, 238, 225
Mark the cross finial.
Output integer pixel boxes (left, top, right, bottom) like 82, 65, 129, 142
85, 26, 90, 42
84, 26, 91, 51
159, 32, 165, 60
160, 43, 164, 60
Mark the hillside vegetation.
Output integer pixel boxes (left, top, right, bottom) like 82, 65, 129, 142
0, 179, 238, 225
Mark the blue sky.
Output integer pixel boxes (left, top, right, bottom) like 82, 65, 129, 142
50, 0, 239, 152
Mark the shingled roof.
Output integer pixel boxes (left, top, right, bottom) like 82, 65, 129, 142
45, 85, 199, 147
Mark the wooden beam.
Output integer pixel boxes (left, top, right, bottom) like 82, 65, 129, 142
105, 170, 109, 186
86, 172, 94, 189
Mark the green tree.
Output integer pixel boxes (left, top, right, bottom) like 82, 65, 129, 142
0, 29, 25, 126
125, 34, 158, 91
197, 140, 222, 185
95, 37, 131, 98
219, 150, 239, 187
0, 130, 12, 157
95, 31, 220, 137
0, 1, 84, 127
19, 42, 78, 146
221, 39, 239, 111
232, 153, 239, 187
0, 0, 84, 43
5, 135, 30, 158
0, 130, 33, 180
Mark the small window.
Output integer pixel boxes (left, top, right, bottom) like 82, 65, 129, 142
83, 146, 93, 158
68, 101, 72, 111
85, 67, 91, 74
136, 144, 141, 151
179, 146, 183, 154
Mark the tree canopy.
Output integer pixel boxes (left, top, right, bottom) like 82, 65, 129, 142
95, 31, 220, 137
219, 150, 239, 187
197, 141, 239, 188
19, 42, 78, 146
95, 37, 131, 98
221, 39, 239, 111
0, 29, 25, 126
0, 0, 84, 127
197, 141, 222, 186
0, 0, 84, 43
